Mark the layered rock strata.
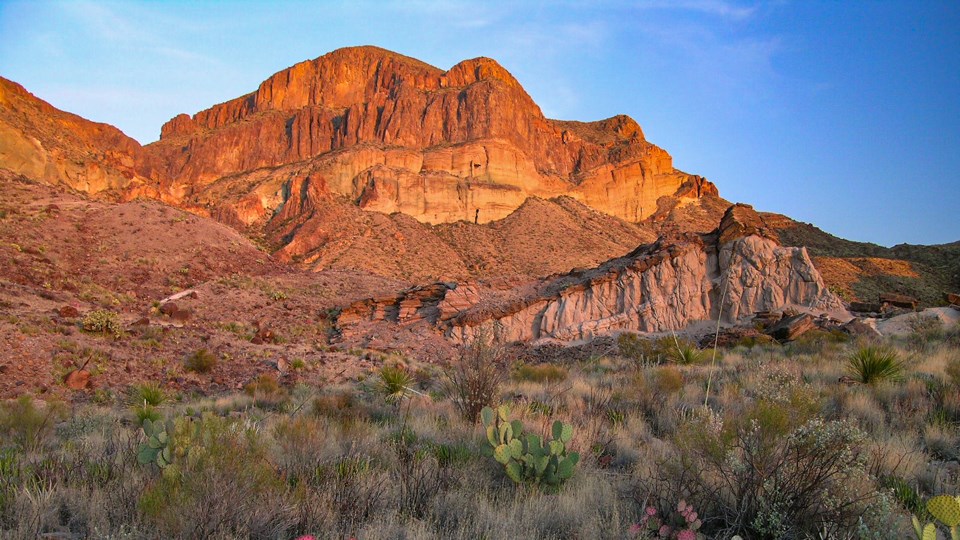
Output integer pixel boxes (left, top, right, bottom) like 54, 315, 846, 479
337, 204, 847, 342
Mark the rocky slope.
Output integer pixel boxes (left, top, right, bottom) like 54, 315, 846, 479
336, 204, 847, 344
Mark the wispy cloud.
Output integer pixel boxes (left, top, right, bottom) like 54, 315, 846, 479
634, 0, 758, 21
58, 1, 220, 66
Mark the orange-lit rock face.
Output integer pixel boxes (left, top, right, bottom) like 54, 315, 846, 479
142, 46, 715, 225
0, 77, 148, 195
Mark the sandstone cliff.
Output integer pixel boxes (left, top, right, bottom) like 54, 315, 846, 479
337, 204, 847, 343
141, 46, 717, 226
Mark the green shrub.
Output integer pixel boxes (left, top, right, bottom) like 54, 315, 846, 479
133, 404, 162, 425
670, 413, 876, 538
184, 348, 217, 373
512, 363, 568, 383
654, 365, 684, 394
0, 395, 66, 451
81, 309, 123, 339
846, 345, 904, 384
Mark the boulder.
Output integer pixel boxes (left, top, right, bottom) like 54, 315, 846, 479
170, 308, 192, 322
849, 302, 881, 313
58, 305, 79, 318
945, 292, 960, 306
842, 318, 882, 338
64, 369, 91, 390
879, 293, 918, 310
159, 302, 179, 316
766, 313, 817, 343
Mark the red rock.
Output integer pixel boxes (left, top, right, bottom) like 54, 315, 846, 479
141, 46, 716, 228
64, 369, 91, 390
159, 302, 179, 316
58, 305, 80, 318
170, 308, 192, 322
945, 292, 960, 306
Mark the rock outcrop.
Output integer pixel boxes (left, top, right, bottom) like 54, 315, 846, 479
0, 77, 150, 195
140, 46, 716, 226
336, 204, 847, 343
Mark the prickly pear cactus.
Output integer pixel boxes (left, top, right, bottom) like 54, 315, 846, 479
137, 417, 175, 468
912, 515, 936, 540
480, 405, 579, 489
927, 495, 960, 540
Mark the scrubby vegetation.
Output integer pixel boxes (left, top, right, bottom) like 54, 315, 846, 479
1, 326, 959, 539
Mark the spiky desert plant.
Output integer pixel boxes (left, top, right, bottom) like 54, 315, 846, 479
670, 339, 706, 365
377, 365, 414, 404
846, 345, 904, 384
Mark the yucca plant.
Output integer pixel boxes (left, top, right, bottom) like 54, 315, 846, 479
377, 365, 415, 404
846, 345, 903, 384
670, 339, 706, 365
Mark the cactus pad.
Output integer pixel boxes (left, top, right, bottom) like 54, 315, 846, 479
928, 495, 960, 528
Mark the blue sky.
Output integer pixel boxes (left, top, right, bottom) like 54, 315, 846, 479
1, 1, 958, 246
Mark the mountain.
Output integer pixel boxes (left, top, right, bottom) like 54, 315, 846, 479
139, 46, 716, 226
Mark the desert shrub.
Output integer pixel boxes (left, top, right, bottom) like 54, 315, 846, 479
906, 314, 945, 351
619, 332, 658, 364
184, 348, 217, 373
666, 411, 879, 539
138, 414, 289, 537
619, 333, 686, 364
444, 335, 506, 422
133, 404, 162, 425
245, 373, 287, 409
946, 355, 960, 388
654, 366, 685, 394
512, 362, 568, 383
318, 454, 388, 535
81, 309, 123, 339
0, 395, 67, 451
312, 391, 370, 425
847, 345, 904, 384
784, 328, 849, 356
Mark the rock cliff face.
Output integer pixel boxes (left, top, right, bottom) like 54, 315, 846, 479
337, 204, 847, 343
141, 46, 716, 225
0, 77, 149, 195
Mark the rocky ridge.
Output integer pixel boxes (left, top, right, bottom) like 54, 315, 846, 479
336, 204, 847, 344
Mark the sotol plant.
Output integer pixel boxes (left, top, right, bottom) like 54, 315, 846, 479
480, 405, 579, 488
846, 345, 903, 384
